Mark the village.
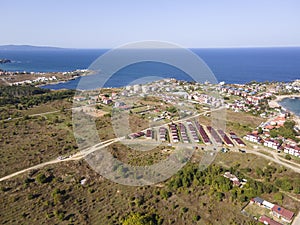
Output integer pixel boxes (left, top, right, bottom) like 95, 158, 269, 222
0, 69, 88, 86
74, 78, 300, 224
242, 196, 295, 225
74, 78, 300, 158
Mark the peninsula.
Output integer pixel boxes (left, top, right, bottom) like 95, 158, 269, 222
0, 59, 11, 64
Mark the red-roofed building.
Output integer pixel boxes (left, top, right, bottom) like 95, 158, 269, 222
271, 205, 294, 223
265, 125, 275, 130
244, 133, 261, 143
283, 144, 300, 157
259, 215, 282, 225
263, 139, 281, 150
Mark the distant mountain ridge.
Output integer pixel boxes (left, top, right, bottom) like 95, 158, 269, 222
0, 45, 65, 51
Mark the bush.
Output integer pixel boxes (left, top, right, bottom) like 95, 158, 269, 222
160, 190, 172, 200
274, 192, 284, 202
36, 173, 47, 184
193, 215, 201, 221
122, 213, 161, 225
294, 186, 300, 194
181, 207, 188, 213
285, 154, 291, 160
27, 193, 35, 200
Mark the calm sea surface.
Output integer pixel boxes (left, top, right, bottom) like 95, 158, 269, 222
0, 47, 300, 88
279, 97, 300, 116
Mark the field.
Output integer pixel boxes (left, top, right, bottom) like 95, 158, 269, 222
1, 96, 299, 225
0, 107, 76, 177
1, 159, 255, 225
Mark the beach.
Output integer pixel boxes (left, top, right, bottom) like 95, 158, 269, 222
269, 94, 300, 127
268, 94, 300, 108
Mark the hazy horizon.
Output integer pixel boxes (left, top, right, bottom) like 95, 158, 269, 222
1, 1, 299, 48
1, 44, 300, 50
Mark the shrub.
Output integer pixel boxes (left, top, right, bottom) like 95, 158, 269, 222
36, 173, 47, 184
181, 207, 188, 213
285, 154, 291, 160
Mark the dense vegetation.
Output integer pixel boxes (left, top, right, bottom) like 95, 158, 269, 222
270, 120, 299, 141
166, 163, 279, 204
0, 85, 49, 97
0, 86, 74, 108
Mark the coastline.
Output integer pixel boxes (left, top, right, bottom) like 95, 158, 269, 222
269, 94, 300, 127
268, 94, 300, 108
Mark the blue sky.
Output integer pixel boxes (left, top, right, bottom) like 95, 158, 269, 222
1, 0, 300, 48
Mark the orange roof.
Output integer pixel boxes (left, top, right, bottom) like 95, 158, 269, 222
265, 125, 274, 130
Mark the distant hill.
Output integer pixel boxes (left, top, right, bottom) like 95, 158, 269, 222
0, 45, 65, 51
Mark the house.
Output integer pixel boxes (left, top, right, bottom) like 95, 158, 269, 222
103, 98, 112, 104
195, 122, 211, 144
218, 130, 234, 147
145, 129, 153, 139
178, 123, 189, 143
247, 96, 262, 104
234, 138, 246, 146
244, 134, 261, 143
251, 197, 264, 206
265, 125, 275, 130
283, 145, 300, 157
229, 132, 246, 146
111, 92, 118, 99
223, 172, 241, 187
187, 121, 200, 142
251, 197, 295, 223
271, 205, 294, 223
114, 101, 126, 108
207, 126, 223, 145
74, 96, 86, 101
259, 215, 283, 225
169, 123, 179, 143
263, 139, 281, 150
129, 131, 145, 139
262, 200, 275, 209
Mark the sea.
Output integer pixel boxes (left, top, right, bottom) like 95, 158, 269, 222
1, 47, 300, 115
279, 97, 300, 117
1, 47, 300, 88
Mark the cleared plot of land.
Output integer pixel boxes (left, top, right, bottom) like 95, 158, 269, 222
226, 111, 265, 136
244, 202, 272, 219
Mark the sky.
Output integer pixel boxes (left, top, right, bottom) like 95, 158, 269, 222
1, 0, 300, 48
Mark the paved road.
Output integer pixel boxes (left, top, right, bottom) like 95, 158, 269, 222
292, 211, 300, 225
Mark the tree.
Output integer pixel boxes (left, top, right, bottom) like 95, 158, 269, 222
160, 189, 172, 199
294, 186, 300, 194
193, 215, 201, 221
215, 192, 225, 202
270, 129, 278, 138
276, 178, 293, 191
36, 173, 47, 184
274, 192, 284, 202
122, 213, 161, 225
255, 168, 264, 177
181, 207, 189, 213
166, 106, 177, 114
285, 154, 291, 160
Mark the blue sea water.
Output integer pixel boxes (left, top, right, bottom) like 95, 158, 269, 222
1, 47, 300, 88
279, 97, 300, 117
